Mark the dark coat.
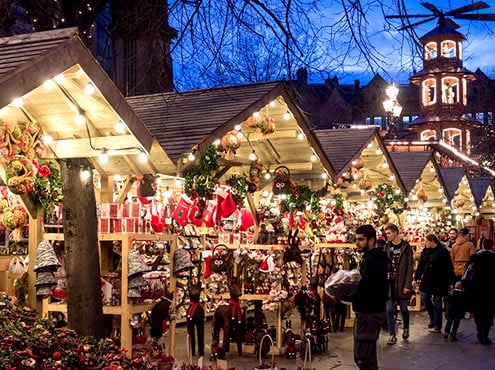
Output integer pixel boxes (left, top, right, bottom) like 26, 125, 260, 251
466, 250, 495, 311
351, 247, 389, 314
445, 289, 467, 320
385, 240, 414, 299
414, 244, 455, 297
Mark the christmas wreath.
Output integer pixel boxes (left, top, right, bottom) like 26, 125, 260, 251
33, 159, 64, 216
370, 183, 407, 217
1, 205, 27, 241
284, 184, 321, 215
227, 174, 249, 205
184, 145, 219, 198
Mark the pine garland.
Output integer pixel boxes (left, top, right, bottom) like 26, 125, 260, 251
370, 183, 407, 217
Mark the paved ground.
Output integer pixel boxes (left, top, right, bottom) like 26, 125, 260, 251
171, 310, 495, 369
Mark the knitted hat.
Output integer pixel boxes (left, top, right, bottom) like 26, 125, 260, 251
128, 275, 149, 289
35, 271, 58, 286
34, 241, 61, 272
173, 248, 195, 275
128, 248, 150, 277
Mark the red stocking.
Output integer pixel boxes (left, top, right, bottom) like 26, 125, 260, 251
220, 189, 237, 218
172, 194, 192, 226
203, 200, 218, 227
203, 250, 212, 278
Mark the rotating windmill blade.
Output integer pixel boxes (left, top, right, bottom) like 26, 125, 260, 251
385, 1, 495, 31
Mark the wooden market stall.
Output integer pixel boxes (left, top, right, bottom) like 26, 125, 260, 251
0, 27, 180, 360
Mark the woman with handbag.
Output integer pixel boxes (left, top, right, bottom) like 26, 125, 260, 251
465, 238, 495, 345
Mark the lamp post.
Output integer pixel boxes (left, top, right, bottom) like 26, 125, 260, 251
382, 84, 402, 139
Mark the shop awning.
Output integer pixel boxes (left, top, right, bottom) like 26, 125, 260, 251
439, 167, 477, 216
470, 177, 495, 216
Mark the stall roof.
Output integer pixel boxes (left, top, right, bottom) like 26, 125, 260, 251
126, 82, 334, 187
389, 152, 433, 192
439, 167, 466, 199
315, 127, 406, 198
0, 28, 175, 176
470, 177, 495, 216
390, 151, 448, 208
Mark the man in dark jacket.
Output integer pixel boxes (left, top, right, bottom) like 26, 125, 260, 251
384, 223, 414, 344
351, 224, 389, 370
414, 234, 455, 333
465, 238, 495, 345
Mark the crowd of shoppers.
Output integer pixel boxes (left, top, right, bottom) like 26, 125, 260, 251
349, 224, 494, 370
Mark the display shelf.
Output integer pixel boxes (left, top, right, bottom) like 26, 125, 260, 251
41, 232, 178, 358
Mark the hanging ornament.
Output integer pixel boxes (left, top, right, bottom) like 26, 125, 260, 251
221, 130, 241, 160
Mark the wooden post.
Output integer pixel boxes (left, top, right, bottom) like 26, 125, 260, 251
28, 209, 43, 311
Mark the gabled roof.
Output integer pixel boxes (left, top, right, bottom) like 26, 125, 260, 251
127, 81, 283, 163
439, 167, 466, 199
315, 127, 406, 196
470, 177, 492, 208
389, 152, 433, 192
127, 81, 334, 184
0, 28, 174, 176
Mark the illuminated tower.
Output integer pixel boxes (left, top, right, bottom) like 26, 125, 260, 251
408, 21, 476, 154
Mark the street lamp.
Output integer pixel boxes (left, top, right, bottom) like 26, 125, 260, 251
383, 84, 402, 139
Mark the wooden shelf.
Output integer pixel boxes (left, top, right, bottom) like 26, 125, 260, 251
41, 232, 178, 358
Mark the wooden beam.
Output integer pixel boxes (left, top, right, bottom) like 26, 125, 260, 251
46, 135, 143, 158
116, 177, 135, 204
18, 193, 38, 220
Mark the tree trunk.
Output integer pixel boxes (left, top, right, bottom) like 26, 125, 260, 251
61, 158, 104, 338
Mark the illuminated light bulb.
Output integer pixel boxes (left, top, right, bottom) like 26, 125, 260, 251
353, 173, 359, 180
438, 187, 443, 193
54, 74, 64, 83
443, 198, 447, 203
382, 162, 388, 169
249, 151, 257, 161
429, 167, 435, 173
80, 169, 91, 180
84, 82, 95, 95
188, 152, 195, 161
99, 149, 109, 164
115, 120, 126, 133
138, 150, 148, 163
262, 190, 269, 197
74, 113, 86, 126
269, 101, 276, 107
283, 111, 291, 120
297, 132, 304, 140
213, 139, 221, 146
310, 154, 317, 162
114, 174, 122, 181
375, 148, 382, 155
352, 160, 357, 166
236, 131, 243, 139
43, 80, 55, 89
322, 172, 328, 179
42, 135, 53, 145
367, 142, 373, 148
360, 189, 365, 195
395, 189, 401, 195
264, 172, 271, 180
253, 112, 260, 118
234, 124, 241, 131
389, 175, 395, 181
412, 194, 418, 201
12, 98, 23, 108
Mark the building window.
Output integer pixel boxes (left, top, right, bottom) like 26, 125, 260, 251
374, 116, 382, 126
365, 117, 371, 125
441, 40, 456, 58
422, 78, 436, 106
425, 42, 437, 60
403, 116, 410, 124
476, 112, 484, 121
442, 77, 459, 104
412, 115, 418, 121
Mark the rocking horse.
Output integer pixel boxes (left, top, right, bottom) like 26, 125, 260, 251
210, 281, 244, 360
186, 284, 205, 357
